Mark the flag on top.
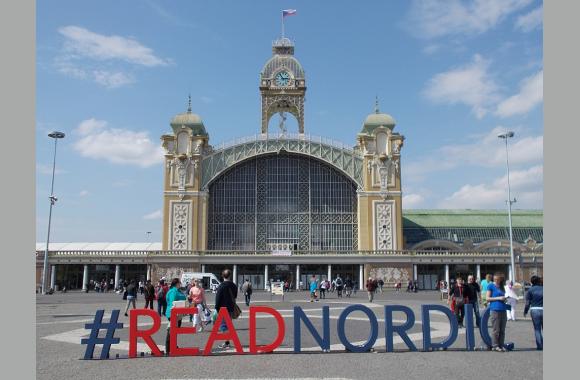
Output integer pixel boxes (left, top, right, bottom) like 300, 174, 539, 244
283, 9, 297, 17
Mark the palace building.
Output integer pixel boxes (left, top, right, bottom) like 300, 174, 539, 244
36, 37, 543, 292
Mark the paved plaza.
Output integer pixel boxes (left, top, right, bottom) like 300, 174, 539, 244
36, 290, 542, 380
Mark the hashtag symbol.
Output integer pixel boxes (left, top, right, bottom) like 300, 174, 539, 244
81, 310, 124, 359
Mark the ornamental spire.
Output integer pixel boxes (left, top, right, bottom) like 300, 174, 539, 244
187, 94, 192, 113
374, 95, 380, 114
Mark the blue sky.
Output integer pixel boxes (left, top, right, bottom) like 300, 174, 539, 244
36, 0, 544, 242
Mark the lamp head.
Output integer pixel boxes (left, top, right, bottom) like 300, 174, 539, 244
497, 131, 515, 139
48, 131, 65, 139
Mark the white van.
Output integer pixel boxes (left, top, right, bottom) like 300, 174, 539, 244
181, 272, 221, 292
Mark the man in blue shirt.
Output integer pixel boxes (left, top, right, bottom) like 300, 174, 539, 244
486, 273, 511, 352
523, 275, 543, 350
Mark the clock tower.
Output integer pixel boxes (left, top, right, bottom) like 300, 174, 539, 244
260, 37, 306, 134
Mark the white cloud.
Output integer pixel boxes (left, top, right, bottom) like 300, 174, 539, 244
423, 54, 499, 118
55, 26, 172, 88
79, 190, 90, 197
403, 194, 425, 208
143, 209, 163, 220
92, 70, 135, 88
515, 6, 543, 32
72, 118, 164, 167
438, 165, 543, 209
75, 118, 107, 135
405, 126, 543, 182
408, 0, 533, 39
58, 26, 171, 66
496, 70, 543, 118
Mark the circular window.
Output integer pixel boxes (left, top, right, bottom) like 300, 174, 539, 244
178, 225, 183, 229
178, 239, 183, 244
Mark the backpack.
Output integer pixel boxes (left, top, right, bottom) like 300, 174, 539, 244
336, 278, 343, 287
157, 286, 165, 300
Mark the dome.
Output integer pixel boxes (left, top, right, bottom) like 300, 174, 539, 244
260, 38, 305, 79
359, 100, 396, 135
170, 99, 208, 137
261, 55, 305, 79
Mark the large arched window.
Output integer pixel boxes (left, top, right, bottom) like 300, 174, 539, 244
208, 153, 358, 251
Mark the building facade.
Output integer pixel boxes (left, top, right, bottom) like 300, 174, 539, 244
36, 37, 543, 291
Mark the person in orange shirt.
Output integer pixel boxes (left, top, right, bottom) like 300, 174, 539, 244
188, 279, 207, 332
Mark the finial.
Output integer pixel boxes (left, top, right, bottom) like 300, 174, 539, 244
187, 94, 192, 113
374, 95, 380, 114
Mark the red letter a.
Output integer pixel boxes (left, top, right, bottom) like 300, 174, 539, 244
204, 308, 244, 355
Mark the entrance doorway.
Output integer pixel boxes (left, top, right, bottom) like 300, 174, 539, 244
418, 274, 438, 290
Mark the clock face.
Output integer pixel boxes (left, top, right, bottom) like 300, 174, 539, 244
275, 71, 290, 86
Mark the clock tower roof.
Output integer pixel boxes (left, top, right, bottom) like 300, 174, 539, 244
260, 37, 305, 79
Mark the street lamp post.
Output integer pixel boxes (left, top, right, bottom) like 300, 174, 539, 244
498, 131, 517, 283
41, 131, 65, 294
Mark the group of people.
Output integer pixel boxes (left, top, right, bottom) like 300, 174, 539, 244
87, 278, 114, 293
446, 272, 543, 352
308, 275, 357, 302
120, 270, 242, 354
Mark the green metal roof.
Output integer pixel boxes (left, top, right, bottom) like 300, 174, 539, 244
402, 209, 543, 228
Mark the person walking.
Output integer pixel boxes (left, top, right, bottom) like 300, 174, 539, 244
164, 278, 186, 355
124, 279, 138, 317
466, 275, 482, 328
481, 274, 492, 306
486, 272, 510, 352
319, 278, 327, 299
214, 269, 238, 350
505, 281, 518, 321
345, 277, 353, 297
335, 275, 344, 298
241, 279, 253, 306
144, 279, 155, 310
448, 277, 468, 328
156, 279, 169, 317
523, 275, 543, 351
377, 278, 384, 294
309, 276, 319, 302
138, 280, 144, 295
189, 279, 207, 331
366, 277, 378, 302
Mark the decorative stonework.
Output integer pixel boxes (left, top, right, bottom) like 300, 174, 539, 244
375, 201, 394, 250
369, 266, 410, 285
171, 202, 190, 250
169, 157, 192, 200
151, 264, 200, 283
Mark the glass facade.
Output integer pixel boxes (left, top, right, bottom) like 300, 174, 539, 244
208, 153, 358, 251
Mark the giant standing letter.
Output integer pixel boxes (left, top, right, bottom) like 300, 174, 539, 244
421, 304, 458, 351
384, 305, 417, 352
294, 306, 330, 352
249, 306, 286, 354
129, 309, 162, 357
